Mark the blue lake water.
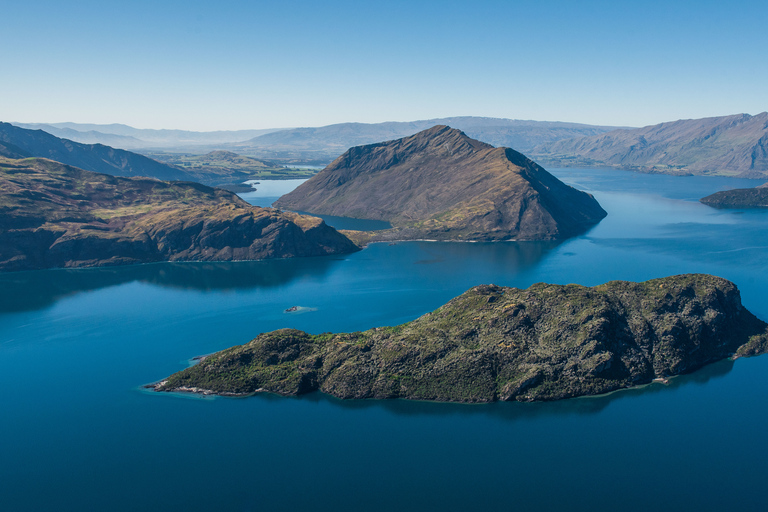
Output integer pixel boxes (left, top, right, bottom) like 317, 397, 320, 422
238, 178, 392, 230
1, 168, 767, 511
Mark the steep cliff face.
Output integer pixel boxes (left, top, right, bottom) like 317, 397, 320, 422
0, 157, 359, 271
274, 126, 606, 241
154, 274, 768, 403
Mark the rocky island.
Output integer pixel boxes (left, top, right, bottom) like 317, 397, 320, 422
700, 183, 768, 208
274, 126, 607, 241
152, 274, 768, 402
0, 157, 359, 271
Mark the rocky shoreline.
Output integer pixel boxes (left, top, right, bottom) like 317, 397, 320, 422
152, 274, 768, 403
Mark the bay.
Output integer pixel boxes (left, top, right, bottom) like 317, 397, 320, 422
1, 168, 767, 511
238, 178, 392, 230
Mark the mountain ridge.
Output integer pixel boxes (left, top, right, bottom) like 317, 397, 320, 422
15, 118, 618, 156
230, 116, 619, 164
275, 126, 606, 241
0, 122, 193, 181
13, 122, 284, 149
531, 112, 768, 178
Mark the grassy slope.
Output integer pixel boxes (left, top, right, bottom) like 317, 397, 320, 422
0, 157, 358, 271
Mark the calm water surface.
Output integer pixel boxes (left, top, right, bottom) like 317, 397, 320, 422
239, 178, 392, 230
1, 169, 767, 511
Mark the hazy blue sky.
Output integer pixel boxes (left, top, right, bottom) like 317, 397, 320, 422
3, 0, 766, 130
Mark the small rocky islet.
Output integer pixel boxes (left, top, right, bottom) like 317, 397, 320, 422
152, 274, 768, 403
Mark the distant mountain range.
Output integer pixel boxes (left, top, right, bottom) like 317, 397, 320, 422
11, 118, 619, 163
0, 122, 192, 181
531, 113, 768, 178
229, 117, 619, 164
13, 122, 283, 150
14, 113, 768, 177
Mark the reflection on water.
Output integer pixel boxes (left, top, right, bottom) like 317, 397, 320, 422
294, 211, 392, 231
0, 257, 343, 314
3, 168, 768, 512
0, 239, 561, 316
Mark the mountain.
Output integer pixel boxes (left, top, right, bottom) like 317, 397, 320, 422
151, 274, 768, 403
531, 113, 768, 178
0, 122, 193, 181
14, 123, 283, 150
230, 117, 618, 164
12, 118, 619, 163
274, 126, 606, 241
0, 157, 359, 271
13, 124, 146, 148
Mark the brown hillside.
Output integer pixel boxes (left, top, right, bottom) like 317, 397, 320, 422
0, 157, 358, 271
274, 126, 606, 241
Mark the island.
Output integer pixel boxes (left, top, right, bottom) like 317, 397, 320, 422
274, 125, 607, 241
0, 157, 359, 272
151, 274, 768, 402
700, 183, 768, 208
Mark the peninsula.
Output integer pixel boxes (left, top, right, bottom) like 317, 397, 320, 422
274, 126, 606, 241
700, 183, 768, 208
152, 274, 768, 402
0, 157, 359, 271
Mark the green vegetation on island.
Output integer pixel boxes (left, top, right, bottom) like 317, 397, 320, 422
700, 185, 768, 208
152, 274, 768, 402
0, 157, 358, 271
